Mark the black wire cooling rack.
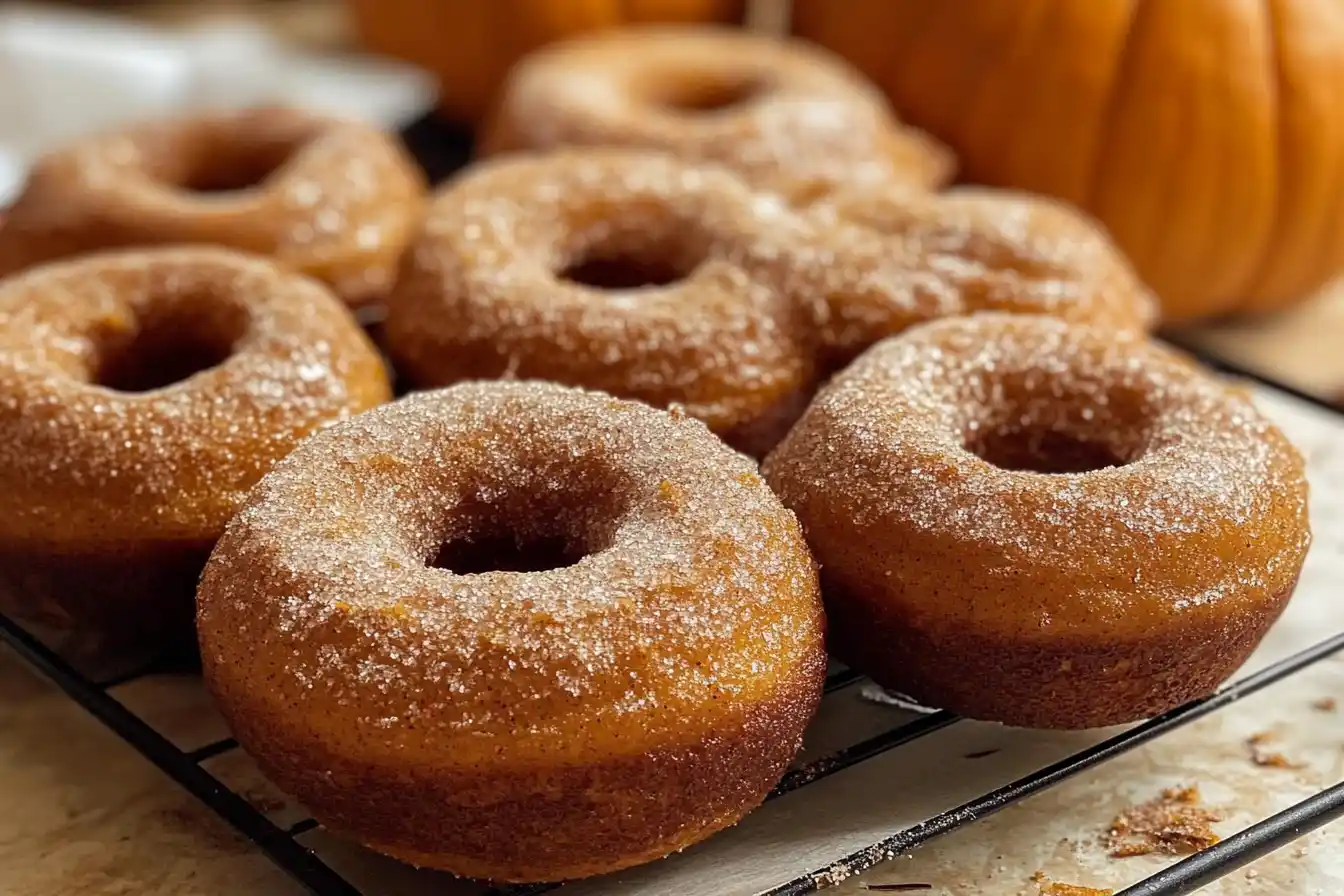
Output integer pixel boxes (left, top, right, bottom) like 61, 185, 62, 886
3, 112, 1344, 896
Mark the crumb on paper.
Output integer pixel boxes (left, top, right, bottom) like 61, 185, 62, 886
1043, 885, 1113, 896
1246, 732, 1306, 769
1030, 872, 1113, 896
1246, 869, 1259, 880
1106, 785, 1222, 858
1251, 750, 1303, 768
814, 863, 855, 888
1313, 697, 1336, 712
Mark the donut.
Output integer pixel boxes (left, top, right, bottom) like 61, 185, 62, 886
793, 186, 1160, 368
0, 107, 425, 313
196, 380, 826, 881
763, 314, 1310, 730
382, 149, 817, 456
480, 26, 953, 202
0, 248, 391, 657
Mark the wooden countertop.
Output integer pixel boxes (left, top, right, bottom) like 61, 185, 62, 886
0, 648, 298, 896
1171, 279, 1344, 403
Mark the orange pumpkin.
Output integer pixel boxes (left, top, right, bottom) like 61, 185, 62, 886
792, 0, 1344, 322
347, 0, 747, 124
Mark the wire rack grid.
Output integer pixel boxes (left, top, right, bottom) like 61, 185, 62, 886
2, 114, 1344, 896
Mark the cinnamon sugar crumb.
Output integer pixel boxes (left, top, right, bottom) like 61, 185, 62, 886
1251, 751, 1303, 769
1313, 697, 1336, 712
1246, 731, 1305, 769
1031, 873, 1112, 896
1043, 885, 1113, 896
1106, 786, 1222, 857
365, 453, 407, 473
382, 603, 412, 621
657, 479, 687, 508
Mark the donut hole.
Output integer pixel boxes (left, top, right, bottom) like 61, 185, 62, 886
558, 224, 705, 291
178, 143, 294, 193
560, 251, 692, 291
962, 371, 1156, 475
155, 127, 303, 194
94, 299, 246, 392
967, 427, 1131, 475
656, 71, 771, 114
431, 532, 587, 574
427, 467, 630, 576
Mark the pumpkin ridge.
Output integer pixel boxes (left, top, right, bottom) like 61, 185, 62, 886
1084, 0, 1186, 301
1244, 0, 1344, 309
1299, 29, 1344, 307
1294, 0, 1344, 305
900, 6, 998, 144
1153, 2, 1277, 315
485, 2, 511, 122
1081, 0, 1148, 214
960, 0, 1055, 159
1239, 0, 1290, 311
996, 0, 1132, 204
1131, 71, 1191, 283
874, 3, 945, 129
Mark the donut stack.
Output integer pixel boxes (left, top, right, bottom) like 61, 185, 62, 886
0, 25, 1310, 887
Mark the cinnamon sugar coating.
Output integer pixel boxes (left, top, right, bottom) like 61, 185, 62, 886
197, 381, 826, 881
0, 247, 390, 651
480, 26, 952, 201
763, 314, 1310, 729
382, 150, 818, 455
0, 107, 425, 311
795, 186, 1159, 367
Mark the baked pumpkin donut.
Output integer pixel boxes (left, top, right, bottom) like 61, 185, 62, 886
383, 149, 817, 456
197, 380, 826, 881
481, 26, 953, 201
0, 248, 390, 657
794, 186, 1160, 368
764, 314, 1311, 730
0, 107, 425, 313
